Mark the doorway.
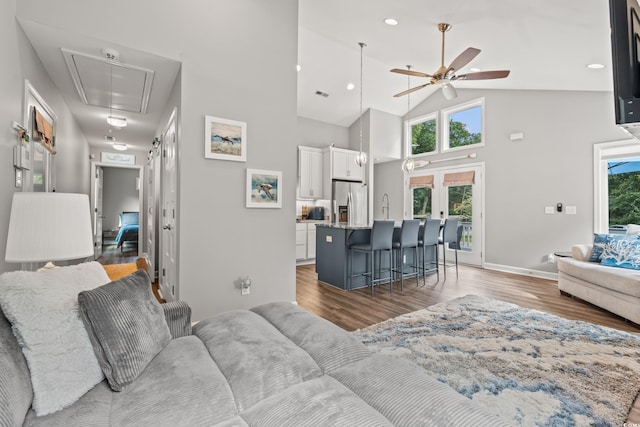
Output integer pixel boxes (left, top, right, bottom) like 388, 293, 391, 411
90, 162, 144, 263
405, 163, 485, 266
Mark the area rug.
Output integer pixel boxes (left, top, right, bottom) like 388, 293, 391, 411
353, 294, 640, 427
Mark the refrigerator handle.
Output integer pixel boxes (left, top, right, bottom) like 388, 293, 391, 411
332, 199, 337, 223
347, 192, 353, 225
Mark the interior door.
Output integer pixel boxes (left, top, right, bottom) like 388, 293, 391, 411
160, 109, 178, 301
407, 163, 484, 267
146, 145, 161, 279
93, 165, 104, 259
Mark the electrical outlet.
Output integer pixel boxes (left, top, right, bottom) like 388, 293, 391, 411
547, 253, 555, 263
241, 286, 250, 296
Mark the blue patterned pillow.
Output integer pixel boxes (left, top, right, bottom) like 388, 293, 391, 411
600, 237, 640, 270
588, 234, 610, 262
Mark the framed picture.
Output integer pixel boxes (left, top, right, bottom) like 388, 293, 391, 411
246, 169, 282, 208
101, 152, 136, 165
204, 115, 247, 162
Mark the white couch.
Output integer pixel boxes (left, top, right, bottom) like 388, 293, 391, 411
557, 244, 640, 324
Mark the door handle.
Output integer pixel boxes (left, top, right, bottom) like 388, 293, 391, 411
162, 225, 172, 230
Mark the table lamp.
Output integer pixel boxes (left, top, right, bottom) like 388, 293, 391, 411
5, 192, 94, 267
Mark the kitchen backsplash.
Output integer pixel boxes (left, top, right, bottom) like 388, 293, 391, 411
296, 199, 330, 220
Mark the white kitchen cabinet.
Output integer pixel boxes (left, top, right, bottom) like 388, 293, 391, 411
325, 147, 364, 182
298, 146, 323, 199
296, 223, 307, 260
295, 222, 318, 262
307, 224, 316, 259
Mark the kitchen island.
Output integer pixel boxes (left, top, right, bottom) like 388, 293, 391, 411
316, 223, 425, 290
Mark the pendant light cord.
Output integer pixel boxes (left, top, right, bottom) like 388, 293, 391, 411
359, 42, 365, 154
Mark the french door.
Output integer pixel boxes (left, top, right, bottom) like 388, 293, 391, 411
405, 163, 484, 266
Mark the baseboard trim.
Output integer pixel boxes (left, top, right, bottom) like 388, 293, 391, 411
484, 263, 558, 281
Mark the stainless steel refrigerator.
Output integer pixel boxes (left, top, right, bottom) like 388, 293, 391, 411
331, 180, 368, 226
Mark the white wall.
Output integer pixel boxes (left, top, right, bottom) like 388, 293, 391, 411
374, 88, 629, 275
298, 116, 349, 149
15, 0, 300, 319
0, 1, 91, 273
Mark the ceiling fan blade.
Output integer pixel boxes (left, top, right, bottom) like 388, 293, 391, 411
446, 47, 481, 75
390, 68, 431, 78
393, 83, 432, 98
441, 83, 457, 100
454, 70, 511, 81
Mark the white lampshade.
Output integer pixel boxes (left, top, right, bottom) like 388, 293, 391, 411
5, 193, 94, 263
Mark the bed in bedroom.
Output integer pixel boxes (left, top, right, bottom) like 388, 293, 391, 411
114, 212, 139, 252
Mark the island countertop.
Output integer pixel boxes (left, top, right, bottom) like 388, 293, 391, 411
316, 222, 402, 230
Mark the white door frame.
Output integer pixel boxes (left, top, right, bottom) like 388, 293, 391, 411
159, 107, 178, 301
90, 161, 144, 257
404, 161, 485, 267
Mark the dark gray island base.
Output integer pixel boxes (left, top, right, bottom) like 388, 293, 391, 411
315, 224, 374, 290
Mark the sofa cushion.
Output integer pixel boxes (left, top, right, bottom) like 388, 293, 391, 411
250, 302, 371, 372
78, 269, 171, 391
600, 237, 640, 270
0, 262, 109, 416
558, 257, 640, 297
0, 309, 33, 427
194, 310, 323, 412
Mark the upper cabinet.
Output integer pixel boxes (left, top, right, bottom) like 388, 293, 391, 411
324, 147, 364, 182
298, 146, 323, 199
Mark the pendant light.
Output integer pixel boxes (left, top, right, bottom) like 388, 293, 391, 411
402, 65, 415, 173
354, 42, 368, 167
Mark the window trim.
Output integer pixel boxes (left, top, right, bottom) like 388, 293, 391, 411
593, 138, 640, 233
442, 97, 485, 153
406, 111, 439, 158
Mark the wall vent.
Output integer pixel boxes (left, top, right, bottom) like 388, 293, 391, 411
315, 90, 329, 98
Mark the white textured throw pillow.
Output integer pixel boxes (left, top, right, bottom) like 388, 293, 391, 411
0, 262, 110, 416
627, 224, 640, 235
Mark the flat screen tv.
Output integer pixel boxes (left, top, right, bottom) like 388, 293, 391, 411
610, 0, 640, 137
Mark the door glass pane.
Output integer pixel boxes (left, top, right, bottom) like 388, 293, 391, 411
32, 143, 46, 192
448, 185, 472, 251
608, 159, 640, 233
413, 187, 432, 220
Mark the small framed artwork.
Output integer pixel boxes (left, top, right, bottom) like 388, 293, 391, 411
101, 152, 136, 165
246, 169, 282, 208
204, 115, 247, 162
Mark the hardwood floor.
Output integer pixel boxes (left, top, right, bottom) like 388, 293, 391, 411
296, 263, 640, 333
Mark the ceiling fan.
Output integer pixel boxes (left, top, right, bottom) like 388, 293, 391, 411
391, 23, 510, 100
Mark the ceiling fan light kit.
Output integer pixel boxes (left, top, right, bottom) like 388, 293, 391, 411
391, 23, 511, 100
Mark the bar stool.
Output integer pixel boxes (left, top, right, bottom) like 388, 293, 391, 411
438, 218, 460, 279
392, 219, 421, 290
418, 218, 440, 282
349, 220, 395, 296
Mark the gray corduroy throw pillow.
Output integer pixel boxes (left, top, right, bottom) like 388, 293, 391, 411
78, 269, 171, 391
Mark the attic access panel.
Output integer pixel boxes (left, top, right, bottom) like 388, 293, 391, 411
62, 48, 154, 114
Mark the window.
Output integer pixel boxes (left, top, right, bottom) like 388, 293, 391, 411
407, 113, 437, 156
607, 159, 640, 232
442, 98, 484, 151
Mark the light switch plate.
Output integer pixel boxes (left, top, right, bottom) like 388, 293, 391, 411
566, 206, 577, 215
544, 206, 554, 214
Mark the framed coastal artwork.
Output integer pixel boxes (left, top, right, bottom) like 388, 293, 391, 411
204, 115, 247, 162
246, 169, 282, 208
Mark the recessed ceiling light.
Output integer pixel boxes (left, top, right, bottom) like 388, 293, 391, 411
113, 142, 127, 151
296, 64, 302, 72
384, 18, 398, 26
587, 63, 605, 69
469, 67, 481, 72
346, 82, 355, 90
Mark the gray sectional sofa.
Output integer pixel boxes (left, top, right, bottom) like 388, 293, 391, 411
0, 262, 511, 426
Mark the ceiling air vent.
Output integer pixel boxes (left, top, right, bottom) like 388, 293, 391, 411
315, 90, 329, 98
104, 135, 116, 142
61, 48, 155, 114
